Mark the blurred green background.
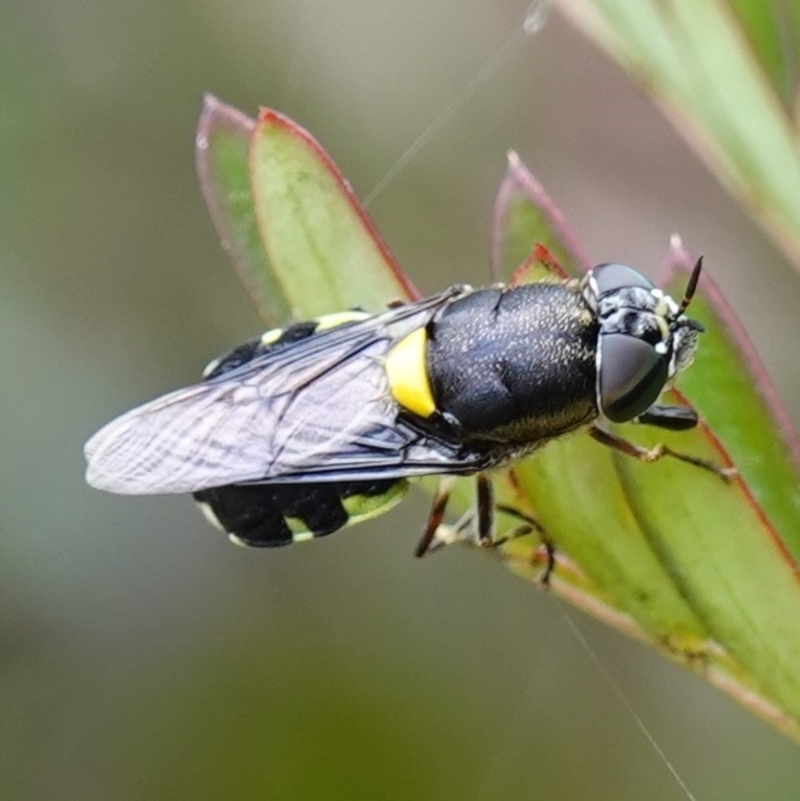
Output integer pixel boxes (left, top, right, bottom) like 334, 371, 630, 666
3, 1, 800, 799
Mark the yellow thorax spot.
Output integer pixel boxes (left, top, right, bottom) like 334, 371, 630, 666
385, 327, 436, 418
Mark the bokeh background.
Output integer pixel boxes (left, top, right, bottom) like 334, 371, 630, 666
3, 1, 800, 799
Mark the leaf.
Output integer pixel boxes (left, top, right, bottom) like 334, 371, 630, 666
555, 0, 800, 274
491, 152, 592, 279
196, 95, 291, 326
196, 96, 419, 324
725, 0, 800, 108
661, 244, 800, 563
248, 108, 420, 317
493, 153, 800, 739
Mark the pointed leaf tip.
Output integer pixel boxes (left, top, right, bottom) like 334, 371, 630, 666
505, 149, 522, 169
195, 96, 286, 324
492, 153, 592, 280
248, 105, 420, 317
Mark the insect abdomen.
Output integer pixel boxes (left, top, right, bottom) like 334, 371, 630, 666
195, 479, 406, 547
195, 314, 409, 547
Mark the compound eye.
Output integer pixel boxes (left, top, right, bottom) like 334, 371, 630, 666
599, 333, 669, 422
592, 263, 654, 297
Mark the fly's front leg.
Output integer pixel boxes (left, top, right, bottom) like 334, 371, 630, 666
589, 410, 735, 480
637, 403, 699, 431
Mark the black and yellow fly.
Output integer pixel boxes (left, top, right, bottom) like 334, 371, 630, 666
85, 258, 722, 554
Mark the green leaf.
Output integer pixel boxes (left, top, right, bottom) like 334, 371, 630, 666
493, 153, 800, 740
610, 405, 800, 732
555, 0, 800, 274
196, 96, 418, 324
196, 95, 291, 326
492, 152, 592, 279
248, 108, 419, 318
662, 255, 800, 564
725, 0, 800, 107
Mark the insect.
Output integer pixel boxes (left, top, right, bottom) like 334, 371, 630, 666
85, 257, 725, 555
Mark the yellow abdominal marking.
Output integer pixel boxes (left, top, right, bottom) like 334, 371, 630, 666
259, 327, 284, 346
385, 327, 436, 419
313, 311, 370, 331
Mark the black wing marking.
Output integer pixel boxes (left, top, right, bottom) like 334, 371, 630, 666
85, 289, 488, 495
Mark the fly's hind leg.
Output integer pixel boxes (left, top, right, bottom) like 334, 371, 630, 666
415, 475, 495, 557
415, 477, 457, 557
416, 474, 554, 585
494, 503, 555, 585
475, 473, 494, 547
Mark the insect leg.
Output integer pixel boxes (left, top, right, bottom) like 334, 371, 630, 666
636, 403, 699, 431
588, 424, 735, 480
415, 477, 455, 557
415, 474, 496, 557
494, 504, 555, 584
475, 473, 494, 547
416, 475, 556, 566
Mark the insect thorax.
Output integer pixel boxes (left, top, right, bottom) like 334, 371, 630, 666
426, 282, 599, 445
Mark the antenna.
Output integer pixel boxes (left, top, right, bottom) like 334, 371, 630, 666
677, 256, 703, 316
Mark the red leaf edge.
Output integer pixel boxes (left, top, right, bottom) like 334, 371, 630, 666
255, 108, 422, 303
492, 151, 594, 277
661, 236, 800, 475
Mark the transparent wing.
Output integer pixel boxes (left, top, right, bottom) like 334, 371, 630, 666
85, 290, 487, 495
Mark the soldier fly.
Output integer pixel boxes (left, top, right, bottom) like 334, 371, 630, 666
85, 257, 727, 555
